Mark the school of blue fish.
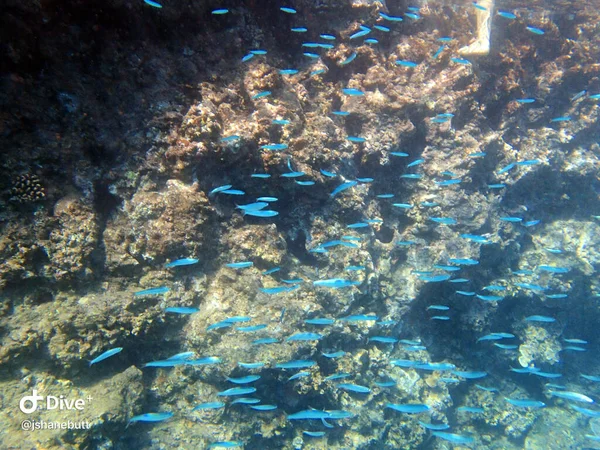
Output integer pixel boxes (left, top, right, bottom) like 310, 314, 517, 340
86, 1, 600, 448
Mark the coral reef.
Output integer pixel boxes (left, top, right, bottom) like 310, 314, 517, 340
1, 0, 600, 448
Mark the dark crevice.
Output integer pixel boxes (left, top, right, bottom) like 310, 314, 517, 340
375, 225, 394, 243
285, 231, 319, 265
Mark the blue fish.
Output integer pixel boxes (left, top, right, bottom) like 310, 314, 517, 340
288, 371, 311, 381
476, 294, 503, 302
322, 351, 346, 358
497, 10, 516, 19
291, 27, 307, 32
313, 278, 360, 288
250, 404, 277, 411
134, 286, 170, 297
498, 162, 516, 174
251, 174, 270, 179
427, 305, 450, 311
241, 54, 254, 63
419, 421, 450, 430
494, 343, 518, 349
525, 315, 555, 322
305, 318, 335, 325
260, 286, 297, 294
386, 403, 430, 413
220, 189, 245, 195
244, 210, 279, 217
185, 357, 221, 366
237, 202, 269, 212
231, 398, 261, 405
276, 360, 316, 369
549, 390, 594, 403
349, 27, 371, 39
193, 402, 225, 411
89, 347, 123, 367
379, 12, 403, 22
342, 88, 365, 96
164, 307, 199, 314
287, 409, 330, 420
208, 441, 244, 449
209, 184, 233, 196
338, 383, 371, 394
538, 265, 569, 274
287, 332, 323, 341
226, 375, 261, 384
236, 325, 267, 332
347, 136, 366, 143
527, 26, 545, 35
419, 274, 451, 282
476, 385, 499, 392
238, 362, 265, 369
369, 336, 398, 343
303, 431, 326, 437
448, 258, 478, 265
128, 412, 173, 427
143, 0, 162, 8
167, 351, 195, 360
207, 321, 233, 331
220, 136, 240, 142
407, 158, 424, 168
260, 144, 288, 151
373, 25, 390, 32
340, 53, 357, 65
432, 432, 474, 444
451, 57, 472, 65
165, 258, 199, 268
436, 179, 461, 186
226, 261, 253, 269
375, 381, 396, 387
347, 222, 369, 228
396, 60, 418, 68
217, 387, 257, 396
330, 181, 357, 198
281, 171, 305, 178
452, 370, 487, 379
252, 338, 279, 345
340, 314, 378, 322
252, 91, 271, 99
414, 362, 455, 371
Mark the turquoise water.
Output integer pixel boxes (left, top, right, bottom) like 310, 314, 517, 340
2, 0, 600, 449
